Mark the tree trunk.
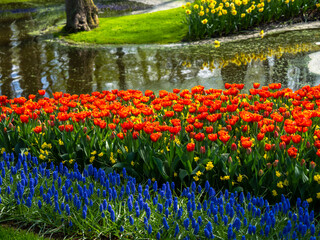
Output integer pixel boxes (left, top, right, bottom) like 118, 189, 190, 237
65, 0, 99, 32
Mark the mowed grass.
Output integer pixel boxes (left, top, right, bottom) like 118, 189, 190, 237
0, 0, 30, 3
0, 225, 49, 240
63, 7, 188, 44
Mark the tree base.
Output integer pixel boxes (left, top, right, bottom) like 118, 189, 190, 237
65, 0, 99, 33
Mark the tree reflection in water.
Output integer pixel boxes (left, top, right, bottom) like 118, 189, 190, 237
67, 48, 95, 94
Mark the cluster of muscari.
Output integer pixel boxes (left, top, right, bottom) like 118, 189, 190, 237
0, 152, 319, 239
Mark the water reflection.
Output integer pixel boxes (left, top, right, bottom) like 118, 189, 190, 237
67, 48, 95, 94
1, 9, 320, 98
116, 48, 127, 90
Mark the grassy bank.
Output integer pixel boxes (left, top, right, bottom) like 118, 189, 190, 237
0, 225, 49, 240
63, 7, 187, 44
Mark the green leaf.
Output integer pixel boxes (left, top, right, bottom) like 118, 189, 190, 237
179, 169, 189, 181
301, 172, 309, 183
191, 166, 200, 175
14, 140, 26, 154
154, 157, 169, 180
127, 152, 136, 162
60, 153, 69, 160
105, 140, 110, 152
233, 186, 244, 193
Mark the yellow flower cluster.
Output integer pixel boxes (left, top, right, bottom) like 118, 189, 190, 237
237, 174, 243, 182
41, 142, 52, 149
206, 161, 214, 170
193, 170, 203, 181
277, 181, 283, 189
98, 152, 104, 157
220, 175, 230, 181
306, 198, 313, 203
174, 137, 181, 145
39, 142, 52, 161
184, 0, 319, 42
313, 174, 320, 184
110, 152, 116, 164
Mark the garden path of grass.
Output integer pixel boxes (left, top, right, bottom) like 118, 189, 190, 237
63, 7, 188, 45
0, 225, 50, 240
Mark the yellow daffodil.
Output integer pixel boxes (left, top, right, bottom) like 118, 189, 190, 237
206, 161, 214, 171
201, 18, 208, 24
98, 152, 104, 157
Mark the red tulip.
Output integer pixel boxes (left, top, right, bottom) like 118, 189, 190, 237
187, 143, 195, 152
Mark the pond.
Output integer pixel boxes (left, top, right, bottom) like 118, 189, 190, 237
1, 0, 320, 99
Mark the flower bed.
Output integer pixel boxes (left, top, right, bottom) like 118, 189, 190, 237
183, 0, 320, 39
0, 152, 319, 239
1, 84, 320, 201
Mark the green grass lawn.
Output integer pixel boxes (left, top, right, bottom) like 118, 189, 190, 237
0, 0, 63, 4
0, 0, 30, 3
0, 0, 51, 3
0, 225, 49, 240
63, 7, 188, 44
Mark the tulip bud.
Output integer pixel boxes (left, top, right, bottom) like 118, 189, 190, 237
228, 156, 233, 164
274, 131, 279, 138
83, 127, 87, 133
242, 125, 248, 132
50, 120, 54, 127
132, 131, 139, 140
279, 141, 286, 150
43, 126, 47, 131
1, 114, 6, 120
271, 144, 276, 150
273, 160, 279, 167
110, 132, 115, 140
310, 161, 316, 169
266, 163, 272, 169
170, 134, 175, 141
190, 132, 195, 139
284, 111, 290, 118
300, 159, 306, 167
86, 135, 91, 141
258, 169, 264, 176
246, 147, 252, 155
306, 141, 311, 148
200, 146, 206, 154
263, 111, 269, 117
231, 143, 237, 151
8, 123, 13, 129
81, 119, 85, 124
226, 125, 232, 131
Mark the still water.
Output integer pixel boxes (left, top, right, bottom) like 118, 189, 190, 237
1, 0, 320, 99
